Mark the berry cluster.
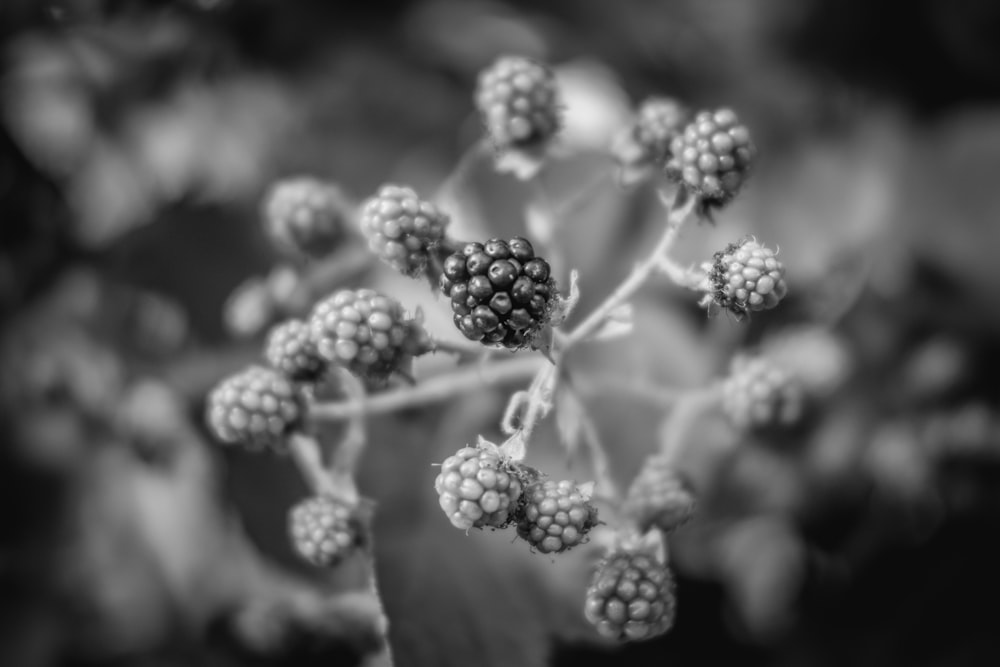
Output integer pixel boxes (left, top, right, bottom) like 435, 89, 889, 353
288, 495, 364, 567
584, 545, 677, 642
360, 184, 450, 278
622, 454, 696, 533
666, 108, 755, 207
707, 237, 788, 319
721, 354, 804, 430
475, 55, 561, 154
206, 365, 303, 453
516, 479, 599, 554
262, 176, 350, 258
439, 237, 556, 349
310, 288, 430, 385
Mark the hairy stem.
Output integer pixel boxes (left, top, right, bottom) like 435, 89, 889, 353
309, 355, 545, 421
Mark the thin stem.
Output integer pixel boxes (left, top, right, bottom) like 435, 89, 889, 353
288, 433, 338, 497
578, 398, 621, 502
431, 337, 492, 358
562, 195, 697, 349
309, 355, 545, 422
659, 386, 721, 463
327, 369, 368, 484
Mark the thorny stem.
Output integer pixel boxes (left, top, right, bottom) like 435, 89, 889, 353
309, 355, 546, 421
561, 194, 698, 349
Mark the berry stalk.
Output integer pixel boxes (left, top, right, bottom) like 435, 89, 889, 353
308, 355, 546, 421
561, 193, 698, 349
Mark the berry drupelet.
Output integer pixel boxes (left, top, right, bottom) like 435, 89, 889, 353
475, 55, 562, 154
262, 176, 351, 258
706, 237, 788, 319
288, 495, 363, 568
584, 545, 677, 642
622, 454, 696, 533
434, 441, 527, 531
439, 237, 557, 350
721, 354, 804, 430
264, 318, 326, 382
516, 479, 599, 554
666, 108, 755, 208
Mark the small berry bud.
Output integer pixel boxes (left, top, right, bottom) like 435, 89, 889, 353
288, 495, 364, 567
360, 184, 450, 278
264, 318, 326, 382
516, 479, 599, 554
622, 454, 696, 533
584, 545, 677, 642
262, 176, 351, 258
666, 108, 755, 208
721, 354, 804, 430
706, 237, 787, 319
206, 365, 303, 452
612, 97, 687, 184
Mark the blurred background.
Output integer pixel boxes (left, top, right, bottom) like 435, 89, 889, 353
3, 0, 1000, 665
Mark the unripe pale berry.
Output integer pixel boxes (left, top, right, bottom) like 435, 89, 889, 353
666, 108, 755, 207
475, 55, 561, 153
584, 545, 677, 642
288, 495, 363, 567
622, 454, 696, 533
262, 176, 350, 258
264, 318, 326, 382
434, 441, 528, 531
309, 288, 429, 384
516, 479, 599, 554
721, 354, 804, 430
707, 237, 788, 319
206, 365, 303, 452
612, 97, 688, 180
360, 184, 449, 278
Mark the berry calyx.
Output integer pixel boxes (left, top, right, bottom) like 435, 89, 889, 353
264, 318, 326, 382
288, 495, 364, 567
360, 184, 450, 278
666, 108, 755, 208
622, 454, 696, 533
706, 237, 788, 319
309, 288, 430, 385
584, 544, 677, 642
516, 479, 599, 554
434, 440, 528, 531
439, 237, 557, 349
206, 365, 303, 452
475, 55, 561, 155
721, 354, 804, 430
262, 176, 350, 258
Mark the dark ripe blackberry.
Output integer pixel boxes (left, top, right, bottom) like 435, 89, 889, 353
439, 237, 557, 349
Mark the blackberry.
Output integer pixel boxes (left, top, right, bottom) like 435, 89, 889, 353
434, 441, 527, 531
475, 55, 561, 153
360, 184, 450, 278
622, 454, 696, 533
612, 97, 687, 177
584, 545, 677, 642
206, 365, 303, 452
264, 318, 326, 382
288, 495, 363, 568
438, 237, 556, 349
721, 354, 804, 430
516, 479, 598, 554
309, 289, 429, 384
707, 238, 787, 319
666, 108, 755, 207
262, 176, 350, 258
761, 325, 852, 398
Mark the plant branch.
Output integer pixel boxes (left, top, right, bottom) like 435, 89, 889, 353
561, 194, 697, 349
659, 386, 721, 463
288, 433, 338, 497
309, 355, 545, 422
